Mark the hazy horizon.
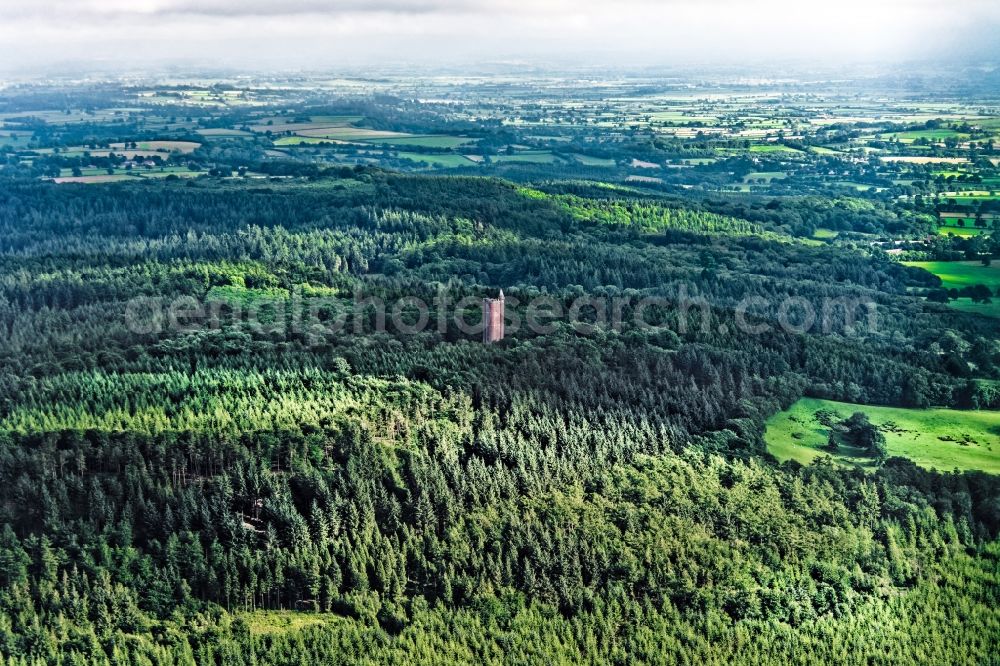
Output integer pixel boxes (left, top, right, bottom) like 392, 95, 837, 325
2, 0, 998, 76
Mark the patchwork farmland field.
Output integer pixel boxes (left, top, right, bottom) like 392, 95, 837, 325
766, 398, 1000, 474
109, 140, 201, 153
394, 152, 477, 168
903, 261, 1000, 290
937, 224, 993, 237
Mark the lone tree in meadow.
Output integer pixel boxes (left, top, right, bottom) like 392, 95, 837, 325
842, 412, 888, 461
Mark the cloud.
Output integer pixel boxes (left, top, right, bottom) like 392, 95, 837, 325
0, 0, 997, 72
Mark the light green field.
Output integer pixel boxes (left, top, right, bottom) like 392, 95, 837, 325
944, 299, 1000, 318
52, 166, 204, 184
940, 191, 1000, 202
905, 260, 1000, 319
395, 152, 476, 168
196, 128, 253, 137
649, 111, 718, 123
882, 129, 967, 143
139, 169, 204, 179
766, 398, 1000, 474
903, 260, 1000, 290
882, 156, 968, 165
945, 196, 1000, 204
296, 127, 415, 141
290, 128, 471, 149
109, 140, 200, 153
369, 135, 473, 148
936, 224, 992, 237
242, 611, 344, 636
748, 144, 801, 153
274, 132, 471, 148
58, 167, 124, 177
492, 151, 560, 164
812, 228, 840, 239
744, 171, 786, 183
273, 136, 341, 146
52, 174, 136, 184
571, 154, 617, 166
1, 132, 33, 148
309, 115, 364, 124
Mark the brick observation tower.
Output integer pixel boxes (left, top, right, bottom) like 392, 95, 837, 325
482, 290, 505, 343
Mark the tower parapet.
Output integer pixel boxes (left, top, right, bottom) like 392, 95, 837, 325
482, 290, 505, 343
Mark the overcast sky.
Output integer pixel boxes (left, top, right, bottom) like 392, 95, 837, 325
0, 0, 997, 74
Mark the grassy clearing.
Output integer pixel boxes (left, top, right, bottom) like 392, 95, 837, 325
880, 156, 968, 164
649, 111, 718, 123
744, 171, 786, 183
109, 140, 200, 153
835, 182, 878, 191
285, 127, 472, 149
248, 117, 361, 133
273, 136, 343, 146
51, 166, 204, 184
196, 128, 253, 137
492, 151, 560, 164
395, 152, 476, 168
939, 191, 1000, 201
1, 132, 34, 148
241, 611, 342, 636
571, 154, 617, 166
296, 127, 410, 140
139, 169, 204, 179
813, 228, 840, 239
945, 300, 1000, 318
369, 136, 473, 148
748, 144, 802, 153
902, 260, 1000, 290
936, 225, 992, 237
882, 129, 966, 143
626, 175, 664, 184
905, 260, 1000, 319
38, 147, 193, 159
309, 115, 364, 124
766, 397, 1000, 474
51, 174, 136, 184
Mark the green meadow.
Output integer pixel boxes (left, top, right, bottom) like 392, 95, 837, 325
274, 133, 471, 149
492, 151, 561, 164
395, 152, 477, 168
273, 136, 340, 146
945, 299, 1000, 318
242, 611, 345, 637
744, 171, 787, 183
571, 154, 617, 166
904, 260, 1000, 319
766, 398, 1000, 474
748, 144, 802, 153
936, 224, 991, 237
369, 135, 473, 148
903, 260, 1000, 290
883, 129, 967, 143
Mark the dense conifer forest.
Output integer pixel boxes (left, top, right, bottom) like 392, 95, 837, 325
0, 165, 997, 664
